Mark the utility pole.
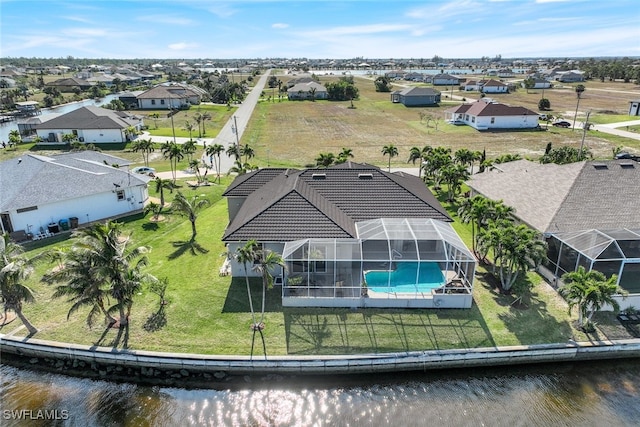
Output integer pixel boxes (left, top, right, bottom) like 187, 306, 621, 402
233, 115, 240, 147
169, 98, 177, 144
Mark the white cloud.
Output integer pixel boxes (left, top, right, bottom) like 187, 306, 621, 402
137, 15, 195, 26
168, 42, 199, 51
272, 23, 289, 29
61, 15, 93, 24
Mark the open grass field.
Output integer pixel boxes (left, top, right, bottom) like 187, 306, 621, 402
243, 75, 640, 169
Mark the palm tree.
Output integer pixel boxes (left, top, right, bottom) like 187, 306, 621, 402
572, 84, 586, 130
560, 266, 627, 329
182, 120, 196, 141
154, 177, 173, 207
336, 147, 354, 164
441, 163, 470, 201
241, 143, 255, 164
0, 235, 38, 335
407, 145, 432, 178
206, 143, 225, 183
75, 222, 153, 328
149, 113, 160, 129
381, 144, 398, 172
131, 138, 155, 166
457, 195, 492, 256
171, 191, 210, 241
193, 112, 203, 138
315, 152, 335, 168
454, 148, 479, 175
161, 141, 184, 183
42, 247, 116, 327
201, 112, 212, 136
181, 139, 197, 163
233, 240, 260, 358
251, 249, 286, 359
226, 144, 240, 161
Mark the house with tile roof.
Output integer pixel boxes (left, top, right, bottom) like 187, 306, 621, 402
390, 87, 441, 107
222, 163, 476, 309
34, 106, 143, 143
445, 98, 539, 130
478, 79, 509, 94
466, 158, 640, 308
287, 81, 328, 100
136, 83, 203, 109
0, 151, 150, 241
46, 77, 93, 92
432, 74, 461, 86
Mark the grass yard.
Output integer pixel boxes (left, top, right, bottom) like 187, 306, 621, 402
8, 173, 632, 357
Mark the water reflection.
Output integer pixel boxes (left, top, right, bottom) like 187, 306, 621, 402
1, 360, 639, 426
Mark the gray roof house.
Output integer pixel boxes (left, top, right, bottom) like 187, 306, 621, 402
287, 81, 328, 100
222, 163, 476, 309
466, 158, 640, 304
136, 83, 203, 109
391, 87, 441, 107
34, 106, 143, 143
445, 99, 539, 130
0, 151, 150, 241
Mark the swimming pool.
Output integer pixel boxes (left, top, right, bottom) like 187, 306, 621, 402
365, 262, 445, 293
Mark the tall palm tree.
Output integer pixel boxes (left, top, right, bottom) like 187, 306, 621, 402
182, 120, 196, 141
560, 266, 627, 328
154, 177, 173, 207
201, 112, 212, 136
441, 162, 470, 201
233, 240, 260, 358
454, 148, 479, 175
381, 144, 398, 172
0, 235, 38, 335
251, 249, 286, 359
193, 112, 203, 138
226, 144, 240, 161
131, 138, 155, 166
206, 143, 225, 183
75, 222, 153, 328
161, 141, 184, 183
458, 195, 492, 256
407, 145, 432, 178
572, 84, 586, 130
42, 247, 116, 327
241, 143, 255, 164
181, 139, 197, 163
171, 191, 210, 241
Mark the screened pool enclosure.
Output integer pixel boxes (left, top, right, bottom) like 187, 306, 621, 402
281, 218, 476, 309
546, 229, 640, 295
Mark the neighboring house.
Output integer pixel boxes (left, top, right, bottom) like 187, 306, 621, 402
496, 68, 515, 78
222, 163, 476, 309
136, 83, 202, 109
629, 100, 640, 116
46, 77, 93, 92
0, 151, 150, 240
521, 78, 553, 89
479, 79, 509, 93
390, 87, 441, 107
34, 106, 143, 143
287, 81, 328, 100
463, 80, 479, 91
556, 71, 585, 82
432, 74, 460, 86
444, 99, 539, 130
466, 159, 640, 309
14, 101, 40, 117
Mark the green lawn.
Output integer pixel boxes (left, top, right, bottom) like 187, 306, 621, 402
8, 174, 619, 357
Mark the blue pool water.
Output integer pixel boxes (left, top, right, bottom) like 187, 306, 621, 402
365, 262, 445, 293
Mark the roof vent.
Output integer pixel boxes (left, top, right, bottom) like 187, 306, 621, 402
620, 162, 635, 169
592, 163, 608, 170
311, 173, 326, 179
358, 173, 374, 179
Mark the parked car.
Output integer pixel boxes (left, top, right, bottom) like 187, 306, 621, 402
132, 166, 156, 176
552, 120, 571, 128
615, 152, 640, 161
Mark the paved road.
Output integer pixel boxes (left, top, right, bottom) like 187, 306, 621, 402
142, 69, 272, 179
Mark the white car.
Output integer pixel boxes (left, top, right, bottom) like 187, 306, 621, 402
131, 166, 156, 176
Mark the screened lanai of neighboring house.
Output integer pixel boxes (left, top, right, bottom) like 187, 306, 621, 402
281, 218, 476, 307
546, 229, 640, 294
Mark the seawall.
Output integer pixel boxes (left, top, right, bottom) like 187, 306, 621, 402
2, 334, 640, 386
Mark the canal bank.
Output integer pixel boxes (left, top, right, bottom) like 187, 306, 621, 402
2, 333, 639, 387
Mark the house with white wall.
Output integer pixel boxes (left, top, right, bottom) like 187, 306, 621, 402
0, 151, 150, 240
445, 98, 539, 130
34, 106, 143, 143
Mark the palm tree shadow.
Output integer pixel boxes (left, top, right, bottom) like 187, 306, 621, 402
143, 306, 167, 332
142, 222, 160, 231
168, 239, 209, 260
93, 323, 130, 349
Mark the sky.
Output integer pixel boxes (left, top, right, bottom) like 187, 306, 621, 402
1, 0, 638, 60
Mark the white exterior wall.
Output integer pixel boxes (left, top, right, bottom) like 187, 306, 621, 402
472, 115, 538, 130
36, 128, 125, 143
226, 242, 286, 277
8, 185, 148, 234
481, 86, 508, 93
138, 98, 188, 109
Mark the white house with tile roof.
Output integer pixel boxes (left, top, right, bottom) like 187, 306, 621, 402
445, 98, 539, 130
34, 106, 143, 143
0, 151, 150, 240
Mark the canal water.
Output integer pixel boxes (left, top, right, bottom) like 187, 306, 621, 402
1, 359, 639, 426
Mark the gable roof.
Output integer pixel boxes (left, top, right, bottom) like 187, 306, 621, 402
0, 151, 145, 212
223, 163, 451, 242
136, 84, 200, 99
47, 77, 92, 87
287, 81, 327, 93
34, 106, 141, 130
396, 86, 440, 96
467, 159, 640, 233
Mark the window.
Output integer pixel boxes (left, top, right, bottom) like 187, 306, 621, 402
160, 99, 165, 105
116, 190, 125, 201
471, 117, 475, 123
17, 206, 38, 213
151, 99, 156, 105
490, 117, 495, 124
